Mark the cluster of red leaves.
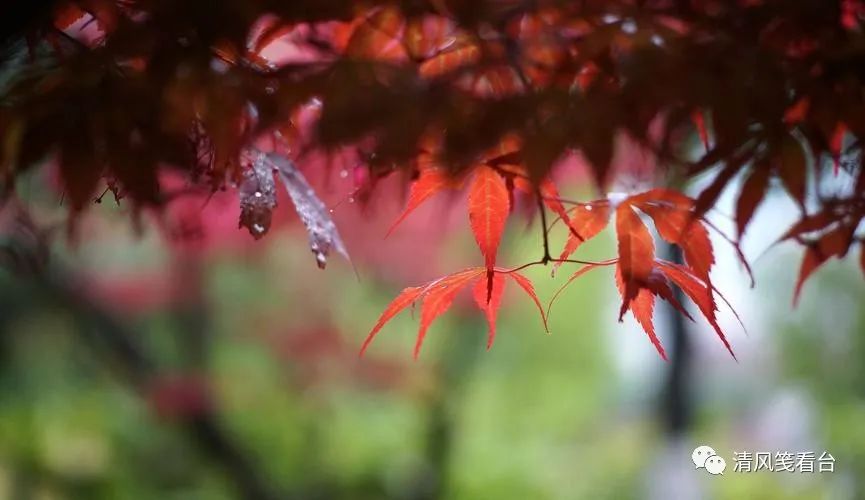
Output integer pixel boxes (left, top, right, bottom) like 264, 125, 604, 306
550, 189, 746, 360
3, 1, 865, 359
362, 171, 745, 359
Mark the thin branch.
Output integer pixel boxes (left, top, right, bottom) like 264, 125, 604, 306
498, 257, 617, 274
536, 189, 552, 264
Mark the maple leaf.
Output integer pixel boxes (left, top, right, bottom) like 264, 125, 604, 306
360, 268, 547, 358
414, 270, 479, 358
545, 188, 743, 359
615, 264, 666, 360
630, 189, 715, 284
656, 261, 736, 359
468, 165, 511, 302
472, 272, 505, 349
549, 255, 737, 359
614, 202, 655, 320
554, 201, 611, 271
792, 225, 855, 305
387, 155, 455, 235
344, 7, 408, 62
776, 208, 861, 304
511, 173, 587, 246
418, 40, 480, 79
404, 15, 456, 61
735, 164, 771, 239
468, 165, 510, 273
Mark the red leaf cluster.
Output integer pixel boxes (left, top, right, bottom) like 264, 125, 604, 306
4, 1, 865, 360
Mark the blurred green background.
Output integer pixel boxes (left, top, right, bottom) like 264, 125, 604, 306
0, 175, 863, 500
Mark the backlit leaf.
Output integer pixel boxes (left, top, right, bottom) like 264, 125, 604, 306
615, 203, 654, 320
555, 202, 610, 271
468, 165, 510, 271
615, 264, 666, 360
658, 261, 736, 359
387, 159, 453, 235
508, 271, 549, 332
360, 286, 424, 356
413, 268, 484, 358
472, 272, 506, 349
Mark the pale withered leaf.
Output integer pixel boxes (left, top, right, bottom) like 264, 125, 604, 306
239, 155, 278, 239
261, 152, 349, 269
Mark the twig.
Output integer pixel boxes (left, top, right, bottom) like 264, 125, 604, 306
536, 189, 552, 264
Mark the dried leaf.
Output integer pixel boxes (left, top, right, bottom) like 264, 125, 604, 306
264, 152, 349, 269
238, 156, 277, 239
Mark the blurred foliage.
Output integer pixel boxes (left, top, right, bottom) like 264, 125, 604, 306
0, 196, 862, 499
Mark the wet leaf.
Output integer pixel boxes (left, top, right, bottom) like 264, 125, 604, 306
263, 152, 350, 269
238, 155, 278, 239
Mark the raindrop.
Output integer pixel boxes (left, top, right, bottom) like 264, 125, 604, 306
339, 169, 349, 179
621, 19, 637, 34
210, 58, 230, 74
315, 251, 327, 269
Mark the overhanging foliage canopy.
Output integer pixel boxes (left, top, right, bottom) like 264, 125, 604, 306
2, 0, 865, 357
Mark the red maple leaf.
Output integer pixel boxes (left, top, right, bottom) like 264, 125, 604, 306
360, 268, 547, 359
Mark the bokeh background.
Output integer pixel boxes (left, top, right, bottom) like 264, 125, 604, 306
0, 161, 863, 500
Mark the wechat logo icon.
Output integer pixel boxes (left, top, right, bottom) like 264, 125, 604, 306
693, 445, 726, 476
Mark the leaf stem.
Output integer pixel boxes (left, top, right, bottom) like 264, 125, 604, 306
536, 189, 552, 264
